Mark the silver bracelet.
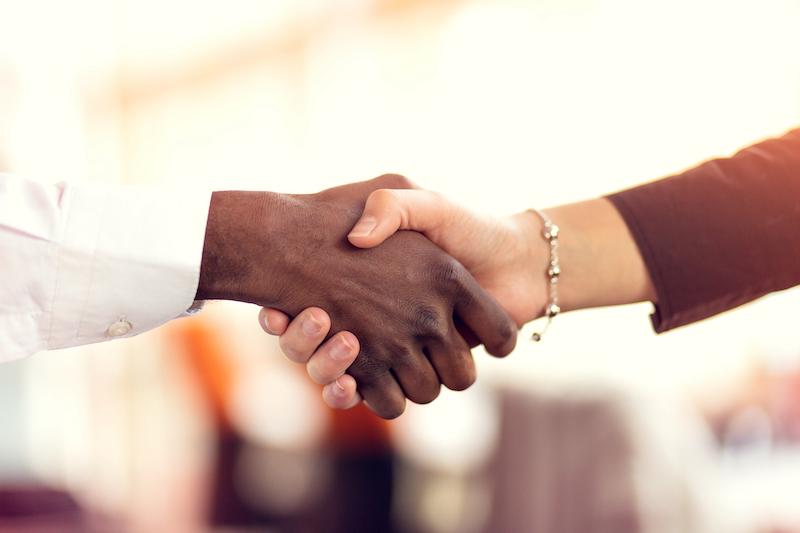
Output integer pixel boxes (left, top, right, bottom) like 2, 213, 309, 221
530, 209, 560, 342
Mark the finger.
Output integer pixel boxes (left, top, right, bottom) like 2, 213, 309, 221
391, 351, 442, 405
306, 331, 360, 385
315, 173, 417, 204
453, 315, 480, 348
258, 307, 291, 335
278, 307, 331, 364
322, 375, 362, 410
348, 189, 451, 248
425, 332, 477, 391
454, 271, 518, 357
348, 361, 406, 419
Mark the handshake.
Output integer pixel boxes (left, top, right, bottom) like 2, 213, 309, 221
197, 174, 551, 419
193, 130, 800, 418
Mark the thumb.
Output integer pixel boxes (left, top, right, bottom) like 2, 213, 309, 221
348, 189, 450, 248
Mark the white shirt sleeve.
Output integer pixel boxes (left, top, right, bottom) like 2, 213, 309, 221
0, 173, 212, 361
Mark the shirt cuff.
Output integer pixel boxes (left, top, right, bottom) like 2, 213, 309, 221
46, 184, 212, 350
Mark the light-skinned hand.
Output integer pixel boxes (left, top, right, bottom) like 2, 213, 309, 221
260, 186, 545, 410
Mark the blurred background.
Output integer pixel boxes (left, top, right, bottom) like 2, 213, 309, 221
1, 0, 800, 531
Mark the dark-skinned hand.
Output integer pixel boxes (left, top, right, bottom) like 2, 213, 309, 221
196, 174, 517, 418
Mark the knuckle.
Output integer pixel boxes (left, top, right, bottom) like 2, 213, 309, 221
488, 319, 518, 357
347, 351, 388, 382
411, 383, 441, 405
307, 362, 330, 385
279, 339, 305, 363
369, 188, 398, 206
412, 305, 446, 338
376, 173, 413, 189
433, 257, 465, 289
445, 363, 477, 391
382, 400, 406, 420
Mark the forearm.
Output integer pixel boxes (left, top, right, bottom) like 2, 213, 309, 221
551, 198, 655, 311
514, 128, 800, 332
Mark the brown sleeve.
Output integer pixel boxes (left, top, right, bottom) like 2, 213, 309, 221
606, 128, 800, 333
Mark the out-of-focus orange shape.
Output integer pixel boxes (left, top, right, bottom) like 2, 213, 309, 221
169, 315, 393, 454
327, 402, 393, 456
170, 316, 238, 430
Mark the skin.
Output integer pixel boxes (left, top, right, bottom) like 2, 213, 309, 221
196, 175, 518, 419
261, 187, 656, 410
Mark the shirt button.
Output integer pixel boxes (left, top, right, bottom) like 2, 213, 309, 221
106, 319, 133, 337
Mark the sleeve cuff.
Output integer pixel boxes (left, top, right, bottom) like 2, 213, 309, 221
46, 184, 212, 350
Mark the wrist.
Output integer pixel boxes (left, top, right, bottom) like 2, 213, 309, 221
196, 190, 283, 304
527, 198, 655, 314
507, 210, 552, 323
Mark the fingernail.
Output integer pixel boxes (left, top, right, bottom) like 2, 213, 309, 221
302, 315, 323, 336
349, 217, 377, 238
334, 379, 347, 394
330, 336, 354, 361
262, 313, 276, 334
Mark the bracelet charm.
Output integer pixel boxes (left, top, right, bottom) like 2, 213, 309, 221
530, 209, 560, 342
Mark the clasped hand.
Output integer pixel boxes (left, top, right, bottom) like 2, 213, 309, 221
199, 174, 520, 419
252, 175, 550, 418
